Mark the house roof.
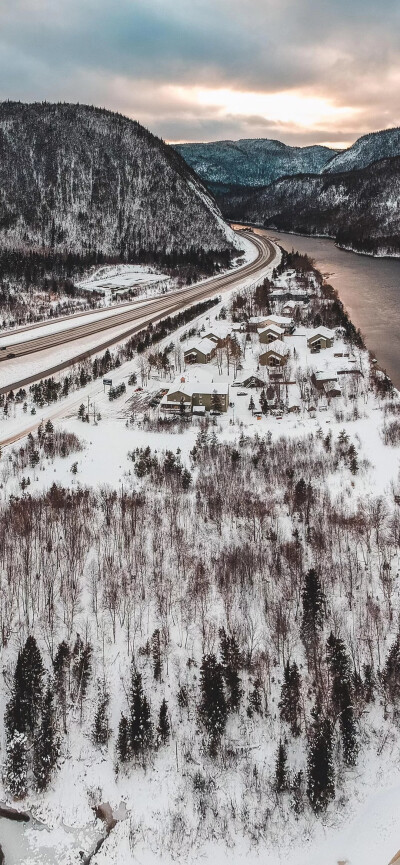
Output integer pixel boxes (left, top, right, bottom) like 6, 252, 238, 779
260, 339, 289, 357
166, 375, 229, 398
308, 326, 335, 341
184, 338, 216, 355
314, 370, 338, 383
265, 314, 293, 327
258, 324, 284, 337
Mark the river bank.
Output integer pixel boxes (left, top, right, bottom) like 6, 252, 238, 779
246, 226, 400, 390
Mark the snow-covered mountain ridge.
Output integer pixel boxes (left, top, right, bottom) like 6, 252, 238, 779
0, 101, 237, 259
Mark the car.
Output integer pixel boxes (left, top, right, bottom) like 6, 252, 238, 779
236, 391, 248, 396
149, 399, 159, 408
7, 353, 15, 359
135, 387, 143, 392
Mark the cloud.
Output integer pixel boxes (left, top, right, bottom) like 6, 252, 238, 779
0, 0, 400, 145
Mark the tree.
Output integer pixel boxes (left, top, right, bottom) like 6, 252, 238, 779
157, 699, 170, 745
211, 391, 223, 413
279, 661, 302, 737
248, 395, 255, 412
198, 653, 227, 748
152, 629, 162, 682
93, 686, 111, 747
247, 679, 263, 718
78, 403, 85, 420
275, 740, 289, 793
300, 569, 326, 664
219, 628, 242, 711
53, 640, 70, 733
129, 670, 153, 756
5, 732, 28, 799
326, 633, 358, 766
306, 710, 335, 813
117, 714, 130, 763
33, 686, 60, 790
72, 635, 92, 709
10, 636, 45, 736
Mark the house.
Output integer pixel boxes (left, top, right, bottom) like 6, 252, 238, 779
161, 376, 229, 413
307, 327, 335, 350
323, 381, 342, 398
282, 300, 298, 316
184, 338, 216, 364
240, 375, 266, 389
258, 324, 285, 345
259, 339, 290, 367
312, 370, 338, 391
263, 314, 294, 334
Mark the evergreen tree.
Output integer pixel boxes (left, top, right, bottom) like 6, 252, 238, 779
275, 740, 289, 792
198, 653, 227, 746
33, 686, 60, 791
383, 634, 400, 705
306, 710, 335, 813
11, 636, 45, 736
117, 714, 130, 763
326, 633, 358, 766
248, 395, 255, 412
72, 635, 92, 710
53, 640, 70, 733
279, 661, 302, 737
219, 628, 242, 711
129, 670, 153, 756
157, 699, 170, 745
5, 732, 28, 799
300, 569, 326, 656
92, 686, 110, 747
151, 629, 162, 682
247, 679, 263, 718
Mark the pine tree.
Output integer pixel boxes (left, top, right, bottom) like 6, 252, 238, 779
12, 636, 45, 736
198, 653, 227, 745
53, 640, 70, 733
117, 714, 130, 763
33, 686, 60, 791
306, 711, 335, 813
129, 670, 153, 756
383, 634, 400, 705
300, 569, 326, 658
157, 699, 170, 745
248, 395, 255, 412
5, 732, 28, 799
247, 679, 263, 718
93, 686, 110, 747
151, 629, 162, 682
279, 661, 302, 737
72, 635, 92, 712
275, 740, 289, 792
326, 633, 358, 766
220, 628, 242, 711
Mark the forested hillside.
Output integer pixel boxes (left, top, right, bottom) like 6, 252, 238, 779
219, 155, 400, 255
175, 139, 338, 189
0, 102, 236, 264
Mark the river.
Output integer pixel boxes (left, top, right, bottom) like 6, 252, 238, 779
251, 228, 400, 389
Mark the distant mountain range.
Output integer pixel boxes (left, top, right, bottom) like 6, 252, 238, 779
0, 102, 237, 262
174, 138, 339, 189
176, 128, 400, 256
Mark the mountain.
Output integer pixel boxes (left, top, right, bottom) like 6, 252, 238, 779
220, 155, 400, 255
174, 138, 339, 189
323, 126, 400, 174
0, 101, 237, 260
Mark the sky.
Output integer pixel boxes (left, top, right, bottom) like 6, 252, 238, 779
1, 0, 400, 148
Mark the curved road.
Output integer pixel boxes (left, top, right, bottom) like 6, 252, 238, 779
0, 231, 275, 398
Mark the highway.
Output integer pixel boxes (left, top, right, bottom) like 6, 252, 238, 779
0, 230, 276, 399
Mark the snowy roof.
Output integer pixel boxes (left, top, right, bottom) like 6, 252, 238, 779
258, 324, 284, 337
260, 339, 289, 357
167, 374, 229, 397
265, 314, 293, 327
184, 338, 216, 355
282, 300, 297, 309
314, 370, 338, 382
308, 326, 335, 340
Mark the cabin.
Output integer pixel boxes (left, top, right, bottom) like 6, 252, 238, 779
161, 377, 229, 413
259, 339, 289, 367
282, 300, 298, 316
264, 314, 294, 334
258, 324, 284, 345
307, 327, 335, 350
323, 381, 342, 398
184, 338, 216, 364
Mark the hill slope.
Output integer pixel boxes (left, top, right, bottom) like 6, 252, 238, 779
0, 102, 237, 259
174, 138, 339, 189
323, 126, 400, 174
221, 155, 400, 255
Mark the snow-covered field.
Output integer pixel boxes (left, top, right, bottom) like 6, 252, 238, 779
1, 249, 400, 865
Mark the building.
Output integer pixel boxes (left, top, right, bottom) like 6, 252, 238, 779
258, 324, 285, 344
263, 314, 294, 334
307, 327, 335, 350
161, 377, 229, 413
259, 339, 290, 367
184, 338, 216, 364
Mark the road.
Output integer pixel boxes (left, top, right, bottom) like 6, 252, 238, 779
0, 231, 276, 397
